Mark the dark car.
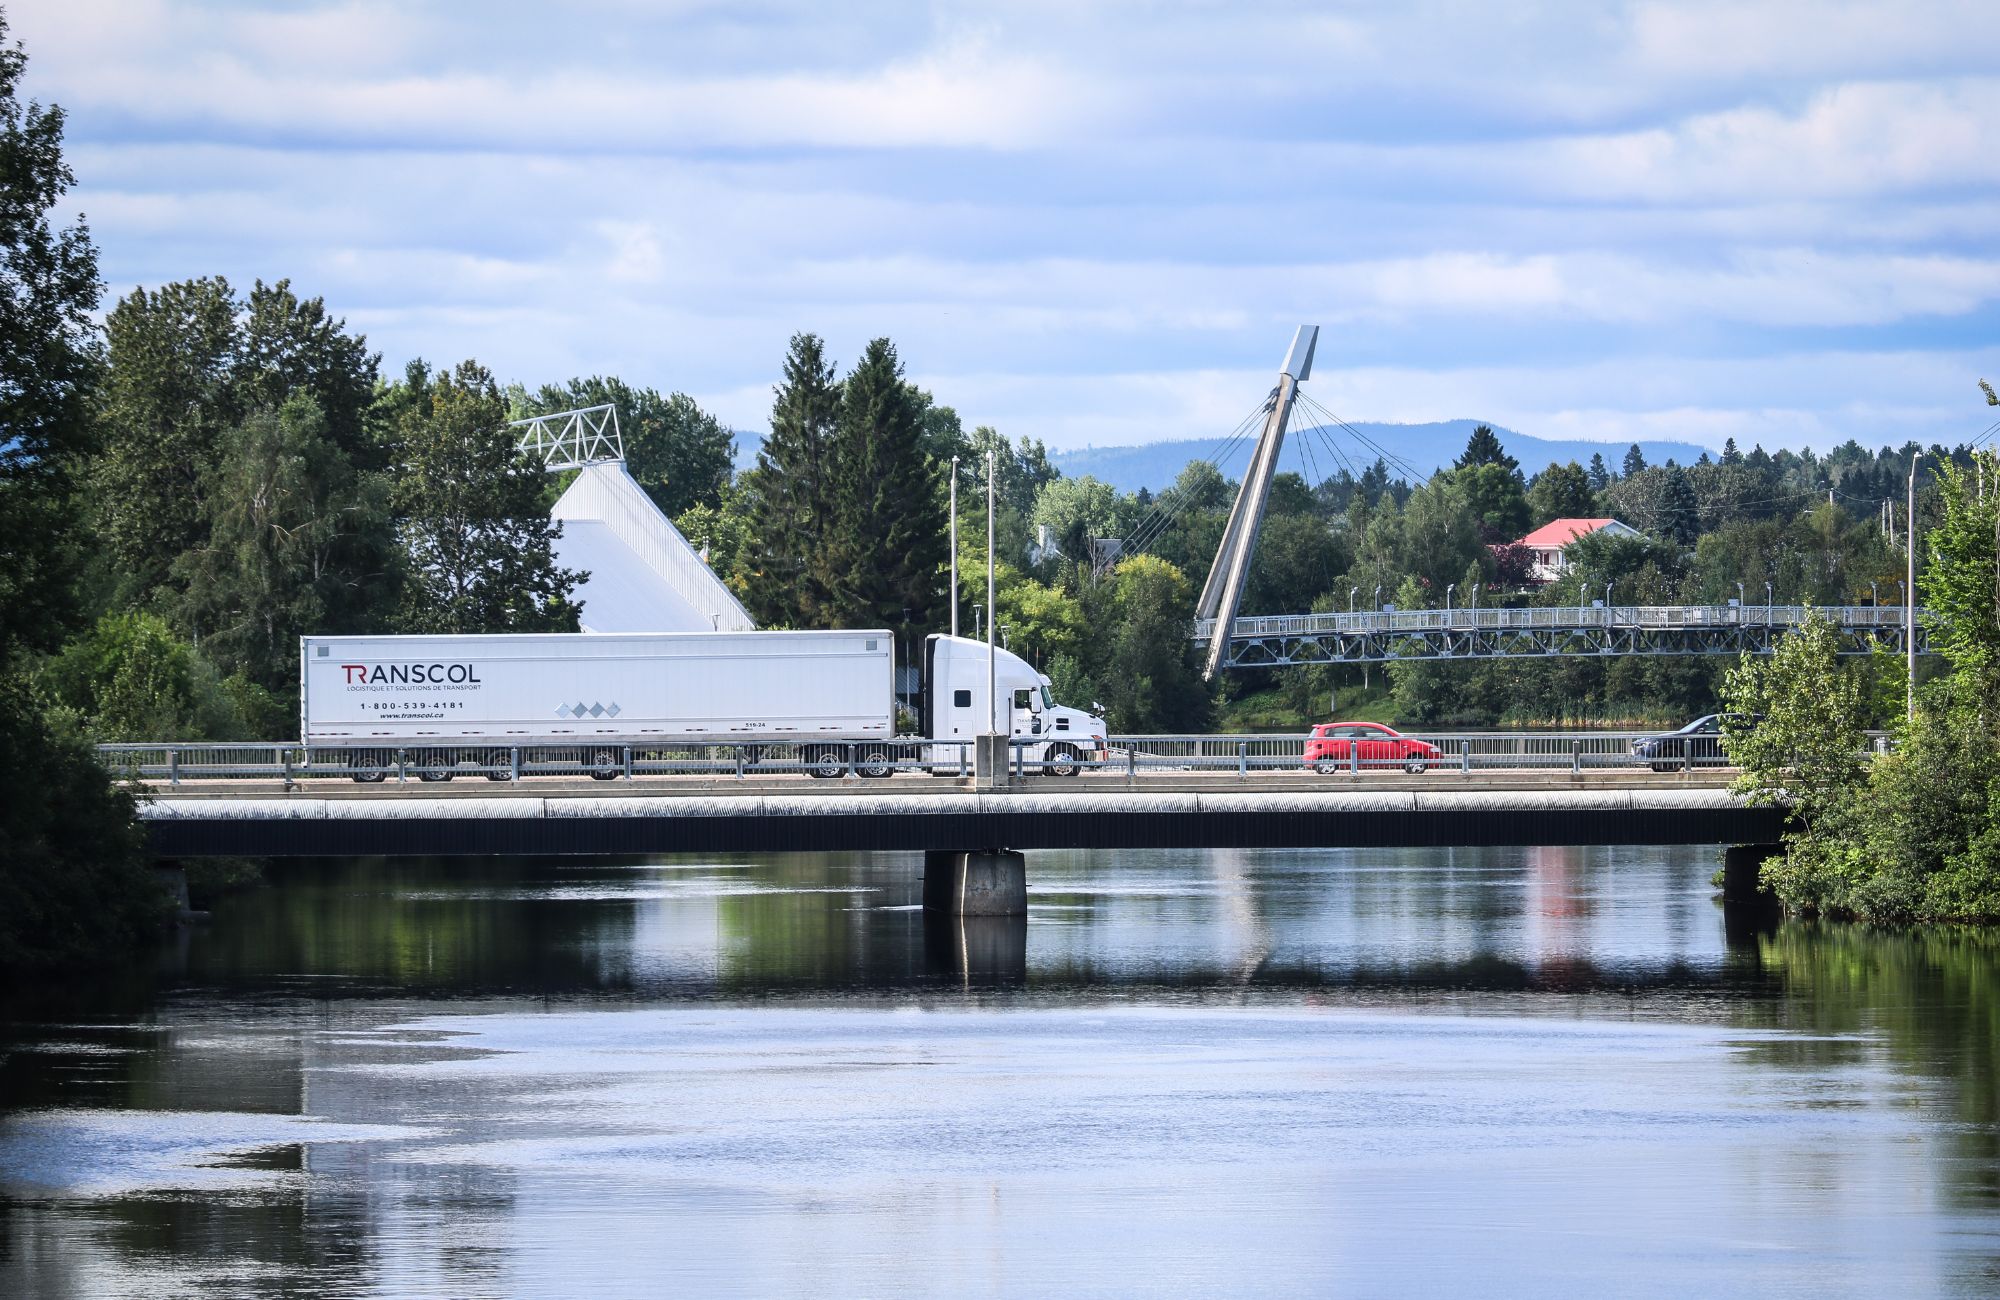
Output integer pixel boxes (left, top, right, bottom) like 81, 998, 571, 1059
1304, 722, 1441, 774
1631, 713, 1755, 772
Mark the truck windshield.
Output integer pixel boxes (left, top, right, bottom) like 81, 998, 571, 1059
1040, 686, 1054, 710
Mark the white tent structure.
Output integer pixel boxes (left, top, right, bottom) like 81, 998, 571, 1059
515, 405, 755, 634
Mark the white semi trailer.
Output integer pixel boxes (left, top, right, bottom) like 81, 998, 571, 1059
301, 630, 1105, 781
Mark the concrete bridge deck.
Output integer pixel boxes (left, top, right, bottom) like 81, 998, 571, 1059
134, 770, 1778, 858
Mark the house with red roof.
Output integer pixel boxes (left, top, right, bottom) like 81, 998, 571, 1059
1510, 517, 1641, 584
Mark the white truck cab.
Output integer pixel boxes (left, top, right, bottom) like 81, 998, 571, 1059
923, 634, 1107, 774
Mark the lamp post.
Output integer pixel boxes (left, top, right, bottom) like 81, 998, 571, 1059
986, 450, 997, 736
1765, 581, 1773, 621
1870, 581, 1878, 608
1445, 583, 1455, 613
1736, 581, 1745, 607
1349, 586, 1358, 613
1373, 584, 1382, 611
948, 456, 959, 637
1907, 453, 1919, 722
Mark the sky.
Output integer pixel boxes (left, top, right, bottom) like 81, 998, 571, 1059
9, 0, 2000, 454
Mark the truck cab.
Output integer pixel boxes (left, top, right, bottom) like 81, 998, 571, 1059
922, 634, 1107, 775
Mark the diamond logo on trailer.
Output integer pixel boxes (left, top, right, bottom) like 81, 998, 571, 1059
556, 701, 622, 719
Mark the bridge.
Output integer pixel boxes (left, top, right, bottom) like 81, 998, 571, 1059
1196, 603, 1928, 668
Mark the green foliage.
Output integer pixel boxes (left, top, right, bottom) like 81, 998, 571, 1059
524, 376, 733, 518
1723, 610, 1868, 837
176, 395, 395, 691
392, 360, 582, 634
674, 481, 754, 593
0, 19, 159, 972
1099, 555, 1211, 732
1527, 461, 1595, 525
740, 332, 841, 628
0, 682, 165, 971
1454, 424, 1517, 473
1032, 475, 1123, 566
823, 338, 945, 643
43, 610, 255, 741
1920, 457, 2000, 696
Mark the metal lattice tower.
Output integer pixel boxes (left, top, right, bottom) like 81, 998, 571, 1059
512, 403, 624, 471
1196, 325, 1317, 679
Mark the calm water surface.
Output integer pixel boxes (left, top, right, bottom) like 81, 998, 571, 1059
3, 846, 1999, 1297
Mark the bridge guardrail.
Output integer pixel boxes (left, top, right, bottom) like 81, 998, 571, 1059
95, 730, 1898, 784
1197, 603, 1919, 641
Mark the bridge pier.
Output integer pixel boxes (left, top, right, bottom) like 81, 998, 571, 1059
1721, 842, 1783, 910
923, 849, 1027, 915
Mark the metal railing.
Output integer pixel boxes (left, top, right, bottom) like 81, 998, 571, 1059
1199, 603, 1919, 641
96, 729, 1899, 785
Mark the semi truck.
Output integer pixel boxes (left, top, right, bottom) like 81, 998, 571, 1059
301, 629, 1106, 781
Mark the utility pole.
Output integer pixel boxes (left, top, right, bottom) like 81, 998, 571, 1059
949, 456, 960, 638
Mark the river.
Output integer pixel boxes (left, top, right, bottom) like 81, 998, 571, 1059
3, 846, 1998, 1297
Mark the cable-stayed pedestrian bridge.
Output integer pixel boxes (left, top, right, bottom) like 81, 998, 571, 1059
1195, 603, 1929, 668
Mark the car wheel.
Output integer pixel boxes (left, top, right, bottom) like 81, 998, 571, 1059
1404, 755, 1427, 775
1311, 759, 1338, 774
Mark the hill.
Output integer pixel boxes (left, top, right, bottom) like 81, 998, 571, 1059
729, 420, 1712, 493
1048, 420, 1711, 494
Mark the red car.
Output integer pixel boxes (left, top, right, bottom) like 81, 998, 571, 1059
1304, 722, 1440, 774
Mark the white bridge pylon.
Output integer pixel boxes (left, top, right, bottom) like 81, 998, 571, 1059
1196, 325, 1317, 680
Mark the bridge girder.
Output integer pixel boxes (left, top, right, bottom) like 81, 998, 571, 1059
1218, 618, 1928, 668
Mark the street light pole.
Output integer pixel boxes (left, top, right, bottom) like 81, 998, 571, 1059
949, 456, 959, 638
1446, 583, 1455, 613
987, 449, 997, 736
1349, 586, 1358, 613
1908, 454, 1919, 722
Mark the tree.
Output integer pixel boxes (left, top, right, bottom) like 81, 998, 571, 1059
0, 18, 98, 662
0, 15, 166, 970
235, 278, 381, 469
740, 333, 840, 628
91, 276, 240, 603
1032, 475, 1122, 565
822, 337, 944, 643
527, 376, 733, 518
1721, 437, 1743, 465
1622, 444, 1648, 477
42, 610, 255, 741
1454, 424, 1517, 473
1586, 452, 1611, 491
1527, 461, 1596, 525
176, 395, 396, 692
1099, 555, 1210, 732
393, 360, 581, 633
1653, 464, 1700, 546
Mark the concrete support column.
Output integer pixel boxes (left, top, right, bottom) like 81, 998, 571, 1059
1721, 842, 1783, 909
923, 848, 1027, 915
972, 733, 1011, 790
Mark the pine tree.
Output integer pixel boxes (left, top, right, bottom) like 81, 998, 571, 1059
823, 338, 944, 643
1653, 464, 1699, 546
741, 333, 841, 627
1454, 424, 1518, 473
1721, 437, 1743, 465
393, 360, 581, 633
1587, 452, 1611, 490
1622, 443, 1648, 477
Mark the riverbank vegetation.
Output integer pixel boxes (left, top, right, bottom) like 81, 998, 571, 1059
1725, 447, 2000, 923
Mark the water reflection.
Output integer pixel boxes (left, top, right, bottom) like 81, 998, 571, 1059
2, 846, 1998, 1297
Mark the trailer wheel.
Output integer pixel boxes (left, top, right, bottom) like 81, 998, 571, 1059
484, 748, 512, 781
347, 750, 387, 784
856, 746, 895, 779
416, 750, 454, 782
588, 748, 621, 781
1042, 743, 1082, 777
805, 745, 848, 779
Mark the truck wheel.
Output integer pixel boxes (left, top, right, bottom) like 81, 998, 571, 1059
348, 750, 386, 784
856, 746, 895, 779
1042, 743, 1082, 777
805, 745, 848, 779
416, 750, 454, 782
588, 748, 620, 781
484, 749, 512, 781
